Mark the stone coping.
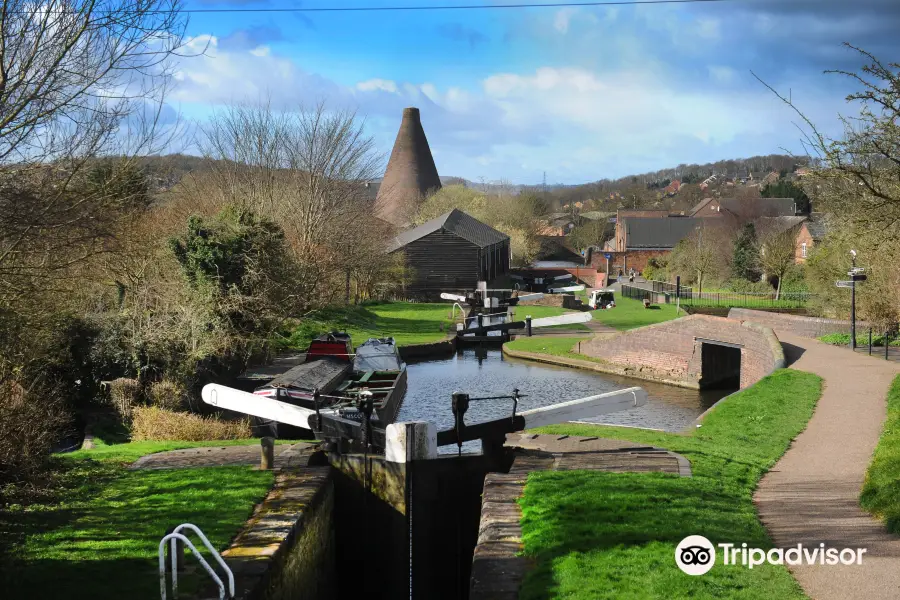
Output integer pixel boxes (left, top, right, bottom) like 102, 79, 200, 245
469, 434, 691, 600
501, 344, 700, 390
216, 466, 332, 600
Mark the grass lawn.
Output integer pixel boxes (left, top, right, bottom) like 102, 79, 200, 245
861, 375, 900, 533
281, 302, 459, 348
519, 369, 823, 600
592, 297, 681, 331
507, 305, 590, 331
505, 336, 596, 362
0, 440, 275, 599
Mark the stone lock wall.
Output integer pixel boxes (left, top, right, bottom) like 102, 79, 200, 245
581, 314, 784, 389
728, 308, 864, 339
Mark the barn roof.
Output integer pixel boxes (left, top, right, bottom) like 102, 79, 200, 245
624, 217, 702, 249
387, 208, 509, 252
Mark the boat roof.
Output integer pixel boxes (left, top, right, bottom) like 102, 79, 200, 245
260, 356, 351, 394
354, 338, 404, 372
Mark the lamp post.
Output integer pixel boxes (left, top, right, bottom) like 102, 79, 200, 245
850, 250, 857, 350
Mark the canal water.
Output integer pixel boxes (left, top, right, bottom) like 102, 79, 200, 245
398, 347, 731, 452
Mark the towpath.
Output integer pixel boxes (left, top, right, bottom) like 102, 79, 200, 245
754, 331, 900, 599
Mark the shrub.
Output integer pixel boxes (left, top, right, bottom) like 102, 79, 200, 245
148, 379, 185, 411
107, 378, 142, 422
130, 406, 252, 441
0, 380, 71, 485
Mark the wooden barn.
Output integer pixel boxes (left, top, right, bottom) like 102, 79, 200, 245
387, 209, 510, 295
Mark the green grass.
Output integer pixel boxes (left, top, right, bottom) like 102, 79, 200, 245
507, 305, 590, 331
280, 302, 458, 348
519, 369, 823, 600
819, 332, 900, 347
861, 375, 900, 533
1, 441, 274, 599
64, 438, 293, 463
591, 297, 681, 330
505, 336, 597, 362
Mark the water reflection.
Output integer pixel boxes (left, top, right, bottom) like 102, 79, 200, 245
398, 348, 730, 452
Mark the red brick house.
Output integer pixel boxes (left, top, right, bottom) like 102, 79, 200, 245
794, 213, 828, 263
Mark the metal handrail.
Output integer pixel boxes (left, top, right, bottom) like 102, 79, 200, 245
159, 523, 235, 600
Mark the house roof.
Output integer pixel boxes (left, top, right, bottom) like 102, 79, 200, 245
756, 216, 807, 235
387, 208, 509, 252
719, 197, 797, 217
625, 217, 703, 249
689, 197, 716, 216
579, 210, 614, 221
804, 213, 828, 241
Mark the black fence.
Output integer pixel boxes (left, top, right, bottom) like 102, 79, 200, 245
649, 280, 693, 298
680, 292, 812, 309
620, 284, 652, 301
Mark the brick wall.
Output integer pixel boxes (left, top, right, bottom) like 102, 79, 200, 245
590, 250, 669, 277
728, 308, 862, 338
581, 314, 784, 389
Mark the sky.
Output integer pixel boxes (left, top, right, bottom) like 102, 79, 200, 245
165, 0, 900, 185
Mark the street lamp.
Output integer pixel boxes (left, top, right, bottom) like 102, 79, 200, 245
850, 250, 858, 350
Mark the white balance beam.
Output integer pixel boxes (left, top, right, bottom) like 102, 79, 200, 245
547, 284, 586, 294
440, 292, 468, 303
515, 292, 544, 302
528, 311, 593, 328
201, 384, 315, 430
519, 387, 648, 429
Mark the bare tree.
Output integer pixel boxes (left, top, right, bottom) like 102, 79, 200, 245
194, 101, 388, 310
0, 0, 189, 163
758, 225, 798, 300
668, 225, 729, 295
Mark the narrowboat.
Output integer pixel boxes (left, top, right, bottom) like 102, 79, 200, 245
252, 333, 407, 438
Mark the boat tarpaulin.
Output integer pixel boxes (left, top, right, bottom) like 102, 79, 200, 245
260, 356, 351, 395
353, 339, 404, 372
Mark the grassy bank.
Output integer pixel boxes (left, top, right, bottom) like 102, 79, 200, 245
592, 297, 680, 330
0, 440, 274, 599
282, 302, 458, 348
281, 302, 588, 348
819, 332, 900, 347
860, 375, 900, 533
519, 369, 822, 600
505, 336, 596, 362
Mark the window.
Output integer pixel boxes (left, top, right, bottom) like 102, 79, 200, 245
801, 242, 807, 258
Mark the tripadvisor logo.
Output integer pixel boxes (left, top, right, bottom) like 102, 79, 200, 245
675, 536, 868, 575
675, 535, 716, 575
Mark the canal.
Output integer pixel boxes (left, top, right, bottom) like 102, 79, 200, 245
398, 347, 731, 451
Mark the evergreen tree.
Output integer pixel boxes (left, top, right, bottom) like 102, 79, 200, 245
762, 179, 811, 214
732, 223, 761, 281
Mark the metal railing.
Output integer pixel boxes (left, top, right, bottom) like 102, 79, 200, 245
620, 284, 652, 301
159, 523, 234, 600
679, 291, 811, 309
648, 280, 693, 297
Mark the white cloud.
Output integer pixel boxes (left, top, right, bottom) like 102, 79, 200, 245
169, 35, 846, 183
249, 46, 270, 57
357, 78, 399, 93
554, 8, 577, 34
708, 65, 736, 83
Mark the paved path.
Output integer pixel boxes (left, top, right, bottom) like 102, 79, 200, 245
754, 331, 900, 600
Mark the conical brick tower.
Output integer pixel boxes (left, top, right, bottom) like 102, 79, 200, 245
375, 107, 442, 227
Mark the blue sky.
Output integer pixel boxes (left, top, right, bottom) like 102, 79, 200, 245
168, 0, 900, 184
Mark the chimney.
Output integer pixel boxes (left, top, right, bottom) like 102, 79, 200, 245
375, 107, 442, 228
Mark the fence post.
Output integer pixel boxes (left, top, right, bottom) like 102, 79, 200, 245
526, 316, 532, 337
887, 330, 891, 361
260, 437, 275, 470
869, 328, 873, 355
